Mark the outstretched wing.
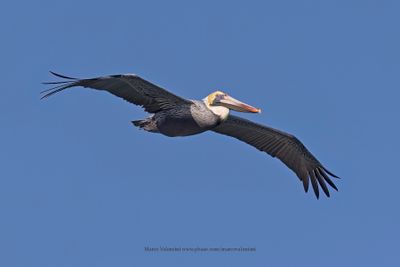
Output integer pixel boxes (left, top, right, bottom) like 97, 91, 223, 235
41, 72, 191, 113
213, 115, 339, 198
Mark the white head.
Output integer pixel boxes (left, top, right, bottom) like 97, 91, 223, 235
203, 90, 261, 120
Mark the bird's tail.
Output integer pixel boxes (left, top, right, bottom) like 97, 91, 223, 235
132, 120, 145, 127
131, 118, 159, 133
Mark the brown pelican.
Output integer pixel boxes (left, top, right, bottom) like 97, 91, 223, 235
42, 72, 339, 198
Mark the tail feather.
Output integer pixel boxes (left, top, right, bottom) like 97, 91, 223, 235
132, 120, 144, 127
131, 118, 159, 133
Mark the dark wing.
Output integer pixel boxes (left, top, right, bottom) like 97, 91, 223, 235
41, 71, 191, 113
213, 115, 339, 198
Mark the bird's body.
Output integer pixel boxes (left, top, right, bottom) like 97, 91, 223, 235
42, 72, 340, 198
134, 100, 222, 137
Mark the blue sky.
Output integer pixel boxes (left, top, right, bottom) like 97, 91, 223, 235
1, 0, 399, 266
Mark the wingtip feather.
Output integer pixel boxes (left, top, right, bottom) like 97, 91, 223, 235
315, 169, 330, 197
49, 71, 78, 80
318, 167, 339, 191
309, 171, 320, 199
322, 167, 340, 179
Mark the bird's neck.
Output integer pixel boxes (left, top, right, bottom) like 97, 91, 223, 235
202, 98, 229, 121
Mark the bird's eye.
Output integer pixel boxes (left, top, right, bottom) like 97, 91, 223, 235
215, 94, 224, 101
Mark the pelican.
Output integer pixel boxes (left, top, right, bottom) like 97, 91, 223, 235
42, 72, 339, 198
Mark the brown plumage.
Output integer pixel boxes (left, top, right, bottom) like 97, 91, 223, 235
42, 71, 340, 198
213, 115, 339, 198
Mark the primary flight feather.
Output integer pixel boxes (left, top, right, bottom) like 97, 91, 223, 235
42, 71, 339, 198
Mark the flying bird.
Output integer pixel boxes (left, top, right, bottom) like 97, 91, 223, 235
42, 72, 339, 198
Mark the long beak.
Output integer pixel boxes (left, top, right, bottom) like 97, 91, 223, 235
218, 95, 261, 113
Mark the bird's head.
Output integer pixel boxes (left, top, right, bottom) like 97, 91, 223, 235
204, 91, 261, 118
